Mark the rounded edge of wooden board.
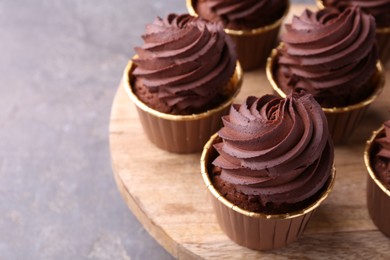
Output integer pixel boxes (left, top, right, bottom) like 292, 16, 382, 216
109, 85, 200, 259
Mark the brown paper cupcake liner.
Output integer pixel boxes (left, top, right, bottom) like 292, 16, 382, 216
317, 0, 390, 65
187, 0, 290, 71
200, 134, 336, 250
266, 45, 385, 145
123, 58, 243, 154
364, 126, 390, 237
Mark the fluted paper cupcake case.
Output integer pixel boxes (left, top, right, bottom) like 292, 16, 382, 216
266, 45, 385, 145
200, 133, 336, 251
123, 57, 243, 154
186, 0, 290, 71
364, 126, 390, 237
317, 0, 390, 66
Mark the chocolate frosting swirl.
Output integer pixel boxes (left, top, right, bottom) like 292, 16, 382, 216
276, 7, 378, 107
196, 0, 288, 30
374, 120, 390, 189
213, 93, 334, 206
133, 14, 236, 114
323, 0, 390, 27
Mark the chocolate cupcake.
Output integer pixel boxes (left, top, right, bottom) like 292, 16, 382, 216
201, 93, 335, 250
365, 121, 390, 237
318, 0, 390, 65
267, 7, 385, 144
187, 0, 289, 70
125, 14, 243, 153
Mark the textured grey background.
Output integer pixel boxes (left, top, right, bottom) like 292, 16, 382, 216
0, 0, 313, 259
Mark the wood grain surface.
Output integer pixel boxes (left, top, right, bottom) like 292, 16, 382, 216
109, 5, 390, 259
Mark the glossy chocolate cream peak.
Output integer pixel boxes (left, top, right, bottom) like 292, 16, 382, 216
323, 0, 390, 27
212, 93, 334, 212
276, 7, 378, 107
196, 0, 288, 30
133, 14, 236, 115
374, 120, 390, 189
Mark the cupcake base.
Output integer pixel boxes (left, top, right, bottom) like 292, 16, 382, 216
201, 134, 336, 251
267, 47, 385, 145
365, 126, 390, 237
124, 59, 243, 154
321, 63, 384, 144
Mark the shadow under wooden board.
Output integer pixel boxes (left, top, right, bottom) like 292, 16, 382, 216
109, 4, 390, 259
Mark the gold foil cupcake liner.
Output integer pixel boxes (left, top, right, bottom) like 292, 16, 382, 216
200, 133, 336, 250
266, 44, 385, 144
123, 57, 243, 154
317, 0, 390, 65
364, 126, 390, 237
186, 0, 290, 70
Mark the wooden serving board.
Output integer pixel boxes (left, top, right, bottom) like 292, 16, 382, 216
109, 5, 390, 259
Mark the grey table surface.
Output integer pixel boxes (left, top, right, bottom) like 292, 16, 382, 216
0, 0, 312, 259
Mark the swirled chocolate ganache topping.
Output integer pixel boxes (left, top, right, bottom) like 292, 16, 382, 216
275, 7, 378, 108
212, 93, 334, 213
132, 14, 237, 115
323, 0, 390, 27
373, 120, 390, 189
195, 0, 288, 30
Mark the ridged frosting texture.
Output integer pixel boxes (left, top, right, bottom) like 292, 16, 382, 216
213, 93, 334, 206
374, 120, 390, 189
196, 0, 288, 30
323, 0, 390, 27
133, 14, 236, 114
276, 7, 378, 107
